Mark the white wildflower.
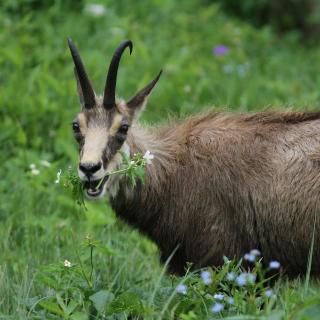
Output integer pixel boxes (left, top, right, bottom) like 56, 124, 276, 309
130, 160, 135, 165
269, 260, 281, 269
143, 150, 154, 164
84, 4, 106, 16
55, 169, 62, 184
176, 284, 187, 294
213, 293, 224, 300
200, 270, 212, 285
29, 163, 36, 170
211, 302, 224, 313
64, 260, 72, 268
40, 160, 51, 167
31, 168, 40, 175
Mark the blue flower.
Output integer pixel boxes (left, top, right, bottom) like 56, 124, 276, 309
227, 297, 235, 305
265, 289, 275, 298
200, 270, 212, 285
236, 273, 246, 286
244, 253, 256, 262
236, 272, 256, 286
211, 302, 224, 313
213, 293, 224, 300
227, 272, 235, 281
176, 284, 187, 294
269, 261, 280, 269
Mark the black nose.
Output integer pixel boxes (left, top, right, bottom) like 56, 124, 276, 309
79, 162, 102, 176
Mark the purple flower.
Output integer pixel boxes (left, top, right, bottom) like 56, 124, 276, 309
213, 45, 229, 56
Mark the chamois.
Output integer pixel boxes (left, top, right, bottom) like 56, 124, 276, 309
68, 39, 320, 276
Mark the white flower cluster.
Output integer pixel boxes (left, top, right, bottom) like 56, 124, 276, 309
63, 260, 72, 268
29, 160, 51, 176
29, 163, 40, 176
143, 150, 154, 164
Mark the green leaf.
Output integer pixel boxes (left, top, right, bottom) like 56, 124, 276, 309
89, 290, 114, 314
108, 292, 144, 316
36, 273, 59, 290
56, 293, 68, 314
66, 300, 79, 316
70, 312, 89, 320
39, 300, 64, 316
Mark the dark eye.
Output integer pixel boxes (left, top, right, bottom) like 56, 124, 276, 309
72, 122, 80, 132
118, 124, 129, 134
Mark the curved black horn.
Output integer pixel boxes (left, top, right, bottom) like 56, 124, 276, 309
103, 40, 133, 109
67, 38, 95, 109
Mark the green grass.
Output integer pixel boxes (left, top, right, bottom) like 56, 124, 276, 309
1, 0, 320, 318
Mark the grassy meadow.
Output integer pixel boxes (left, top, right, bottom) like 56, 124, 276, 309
1, 0, 320, 318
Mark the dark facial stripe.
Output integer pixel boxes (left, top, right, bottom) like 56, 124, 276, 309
102, 135, 126, 169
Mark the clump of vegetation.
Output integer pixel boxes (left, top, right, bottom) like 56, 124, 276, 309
33, 240, 282, 318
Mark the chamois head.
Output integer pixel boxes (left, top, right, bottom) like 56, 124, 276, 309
68, 38, 161, 199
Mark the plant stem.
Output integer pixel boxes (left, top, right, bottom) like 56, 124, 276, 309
95, 167, 131, 189
89, 245, 94, 283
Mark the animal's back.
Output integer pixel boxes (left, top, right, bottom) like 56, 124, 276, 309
152, 111, 320, 275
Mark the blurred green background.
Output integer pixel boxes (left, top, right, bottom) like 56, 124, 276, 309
1, 0, 320, 317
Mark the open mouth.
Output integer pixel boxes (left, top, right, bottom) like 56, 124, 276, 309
83, 175, 109, 198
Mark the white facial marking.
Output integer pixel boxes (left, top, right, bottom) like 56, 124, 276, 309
78, 127, 108, 181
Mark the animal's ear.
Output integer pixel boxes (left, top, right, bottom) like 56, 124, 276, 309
126, 70, 162, 116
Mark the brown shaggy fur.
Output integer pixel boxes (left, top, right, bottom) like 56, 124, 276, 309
110, 111, 320, 276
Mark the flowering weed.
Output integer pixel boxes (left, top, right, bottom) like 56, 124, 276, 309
32, 245, 283, 318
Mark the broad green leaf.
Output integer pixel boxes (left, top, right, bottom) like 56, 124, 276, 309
39, 300, 64, 316
108, 292, 144, 316
89, 290, 114, 314
70, 312, 89, 320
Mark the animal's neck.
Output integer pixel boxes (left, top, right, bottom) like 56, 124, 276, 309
109, 124, 177, 239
